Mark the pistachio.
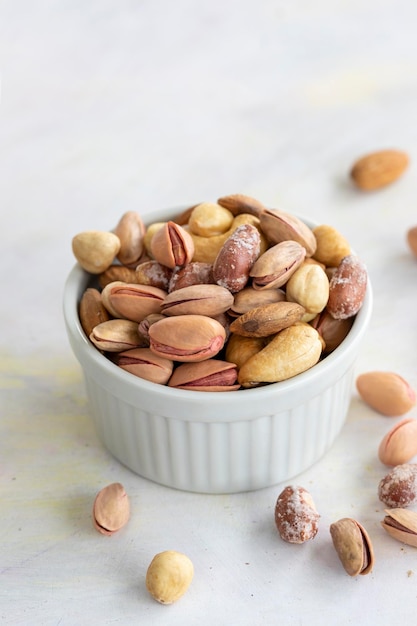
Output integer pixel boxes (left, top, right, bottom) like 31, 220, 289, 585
79, 287, 110, 338
92, 482, 130, 536
312, 224, 351, 268
116, 347, 173, 384
188, 202, 234, 236
146, 550, 194, 604
329, 518, 374, 576
98, 264, 140, 289
259, 208, 317, 256
378, 418, 417, 466
114, 211, 145, 268
327, 255, 367, 320
217, 193, 267, 218
213, 224, 261, 293
138, 313, 166, 341
135, 260, 172, 291
229, 301, 305, 337
238, 322, 322, 387
143, 222, 165, 257
378, 464, 417, 508
161, 284, 234, 317
274, 485, 320, 544
381, 508, 417, 547
356, 371, 416, 417
229, 286, 286, 317
169, 262, 214, 292
149, 314, 226, 362
150, 221, 194, 269
72, 231, 121, 274
168, 360, 240, 391
285, 262, 329, 322
249, 240, 306, 290
101, 281, 167, 323
89, 319, 148, 352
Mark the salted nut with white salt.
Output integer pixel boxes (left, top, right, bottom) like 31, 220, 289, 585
329, 518, 374, 576
274, 485, 320, 544
92, 482, 130, 536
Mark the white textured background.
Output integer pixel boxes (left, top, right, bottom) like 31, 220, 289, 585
2, 1, 417, 624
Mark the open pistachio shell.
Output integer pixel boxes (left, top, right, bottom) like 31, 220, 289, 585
330, 518, 374, 576
381, 508, 417, 547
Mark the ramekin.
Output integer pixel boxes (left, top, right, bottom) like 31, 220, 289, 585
63, 209, 372, 494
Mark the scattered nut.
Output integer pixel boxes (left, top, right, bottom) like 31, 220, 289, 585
356, 371, 416, 416
381, 509, 417, 547
350, 149, 409, 191
407, 226, 417, 257
378, 464, 417, 508
378, 418, 417, 466
330, 518, 374, 576
274, 485, 320, 544
92, 482, 130, 536
146, 550, 194, 604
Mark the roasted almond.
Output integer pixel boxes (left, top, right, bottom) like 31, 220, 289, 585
350, 149, 409, 191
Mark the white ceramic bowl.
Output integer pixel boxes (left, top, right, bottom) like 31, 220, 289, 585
63, 209, 372, 494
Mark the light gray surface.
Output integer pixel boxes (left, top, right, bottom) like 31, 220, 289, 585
2, 1, 417, 624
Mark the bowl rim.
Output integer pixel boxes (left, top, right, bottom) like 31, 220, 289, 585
63, 208, 373, 421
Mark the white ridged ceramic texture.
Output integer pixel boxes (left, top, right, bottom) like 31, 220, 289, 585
63, 210, 372, 493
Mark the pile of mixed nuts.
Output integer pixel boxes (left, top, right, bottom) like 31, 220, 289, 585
73, 194, 368, 390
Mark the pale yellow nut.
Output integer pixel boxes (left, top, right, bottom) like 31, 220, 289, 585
146, 550, 194, 604
72, 231, 121, 274
188, 202, 234, 236
312, 224, 351, 268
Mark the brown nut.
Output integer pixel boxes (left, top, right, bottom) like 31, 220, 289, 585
72, 231, 121, 274
169, 262, 214, 292
378, 418, 417, 466
350, 149, 409, 191
148, 314, 226, 362
168, 360, 240, 391
274, 485, 320, 544
356, 371, 416, 416
229, 301, 305, 338
116, 347, 174, 384
114, 211, 145, 268
327, 255, 367, 320
146, 550, 194, 604
213, 223, 261, 293
98, 265, 141, 288
79, 287, 111, 338
217, 193, 267, 218
310, 309, 353, 354
92, 482, 130, 536
330, 518, 374, 576
378, 464, 417, 508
